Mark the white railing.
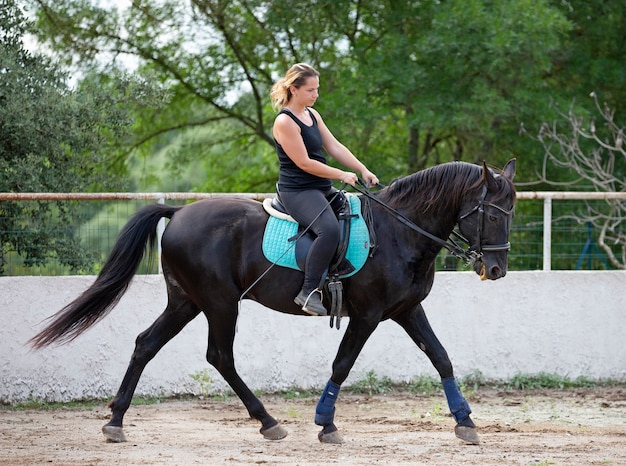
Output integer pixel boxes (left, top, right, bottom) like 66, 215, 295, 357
0, 192, 274, 275
516, 192, 626, 270
3, 191, 626, 272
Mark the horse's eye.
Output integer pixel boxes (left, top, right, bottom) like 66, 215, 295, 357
488, 214, 498, 222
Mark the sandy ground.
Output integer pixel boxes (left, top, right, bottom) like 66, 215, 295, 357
1, 387, 625, 465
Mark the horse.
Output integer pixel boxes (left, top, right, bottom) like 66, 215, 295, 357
30, 159, 516, 446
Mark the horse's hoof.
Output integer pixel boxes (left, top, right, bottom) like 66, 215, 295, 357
102, 425, 127, 443
318, 429, 344, 444
260, 423, 288, 440
455, 425, 480, 445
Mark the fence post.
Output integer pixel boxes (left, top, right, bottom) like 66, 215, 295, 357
543, 196, 552, 271
156, 195, 165, 274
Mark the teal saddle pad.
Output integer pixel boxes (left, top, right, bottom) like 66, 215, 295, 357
262, 195, 370, 278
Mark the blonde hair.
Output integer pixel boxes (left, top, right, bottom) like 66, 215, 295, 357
270, 63, 319, 110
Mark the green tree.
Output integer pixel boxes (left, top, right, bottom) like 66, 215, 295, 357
531, 95, 626, 269
28, 0, 574, 189
549, 1, 626, 108
332, 1, 571, 176
509, 2, 626, 270
0, 0, 159, 273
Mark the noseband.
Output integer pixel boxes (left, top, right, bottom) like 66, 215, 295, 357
458, 184, 514, 254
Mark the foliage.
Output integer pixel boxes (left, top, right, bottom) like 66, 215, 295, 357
549, 1, 626, 107
346, 1, 571, 174
505, 372, 598, 390
0, 397, 102, 410
275, 388, 317, 400
11, 0, 626, 273
0, 0, 165, 273
27, 0, 577, 189
406, 374, 441, 396
189, 368, 216, 397
460, 370, 488, 392
345, 371, 617, 395
3, 373, 624, 410
528, 96, 626, 269
348, 370, 394, 396
1, 395, 171, 410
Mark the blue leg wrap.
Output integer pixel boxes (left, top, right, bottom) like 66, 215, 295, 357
314, 379, 341, 426
442, 377, 472, 423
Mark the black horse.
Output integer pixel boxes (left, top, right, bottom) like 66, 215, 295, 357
31, 159, 516, 446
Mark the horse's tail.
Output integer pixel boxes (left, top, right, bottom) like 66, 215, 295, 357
29, 203, 182, 349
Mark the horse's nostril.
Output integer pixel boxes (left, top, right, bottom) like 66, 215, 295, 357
491, 266, 501, 277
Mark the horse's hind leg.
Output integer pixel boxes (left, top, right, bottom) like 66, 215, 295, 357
102, 290, 201, 442
203, 306, 287, 441
392, 304, 480, 445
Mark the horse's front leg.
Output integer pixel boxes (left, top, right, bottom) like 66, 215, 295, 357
392, 304, 480, 445
315, 315, 379, 444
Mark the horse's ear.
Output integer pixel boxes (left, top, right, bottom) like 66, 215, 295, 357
502, 158, 516, 181
482, 161, 499, 191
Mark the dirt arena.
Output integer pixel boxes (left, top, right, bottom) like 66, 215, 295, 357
1, 387, 625, 465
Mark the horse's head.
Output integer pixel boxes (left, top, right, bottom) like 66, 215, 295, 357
457, 159, 516, 280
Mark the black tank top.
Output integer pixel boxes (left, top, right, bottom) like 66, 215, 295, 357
274, 108, 332, 191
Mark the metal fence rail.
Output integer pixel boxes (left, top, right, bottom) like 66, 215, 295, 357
515, 192, 626, 271
0, 192, 272, 201
2, 191, 625, 274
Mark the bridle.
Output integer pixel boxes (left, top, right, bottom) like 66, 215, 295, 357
457, 184, 514, 254
353, 180, 514, 265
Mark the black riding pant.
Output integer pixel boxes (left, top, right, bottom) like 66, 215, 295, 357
279, 187, 341, 292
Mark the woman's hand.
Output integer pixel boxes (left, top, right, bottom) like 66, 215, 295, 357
340, 171, 358, 186
340, 170, 378, 187
361, 170, 379, 187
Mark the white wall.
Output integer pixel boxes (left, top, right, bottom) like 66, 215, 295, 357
1, 271, 624, 403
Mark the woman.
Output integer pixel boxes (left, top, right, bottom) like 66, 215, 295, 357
270, 63, 378, 316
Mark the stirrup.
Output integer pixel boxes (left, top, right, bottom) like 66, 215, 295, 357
295, 289, 327, 316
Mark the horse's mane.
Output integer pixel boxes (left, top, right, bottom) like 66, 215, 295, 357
377, 161, 514, 214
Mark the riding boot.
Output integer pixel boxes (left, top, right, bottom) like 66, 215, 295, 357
294, 289, 328, 316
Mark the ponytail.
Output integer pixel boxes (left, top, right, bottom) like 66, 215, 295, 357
270, 63, 319, 111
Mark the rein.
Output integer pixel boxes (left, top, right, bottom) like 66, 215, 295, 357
352, 180, 511, 265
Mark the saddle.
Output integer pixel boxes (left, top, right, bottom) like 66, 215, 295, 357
262, 191, 374, 328
262, 191, 369, 277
